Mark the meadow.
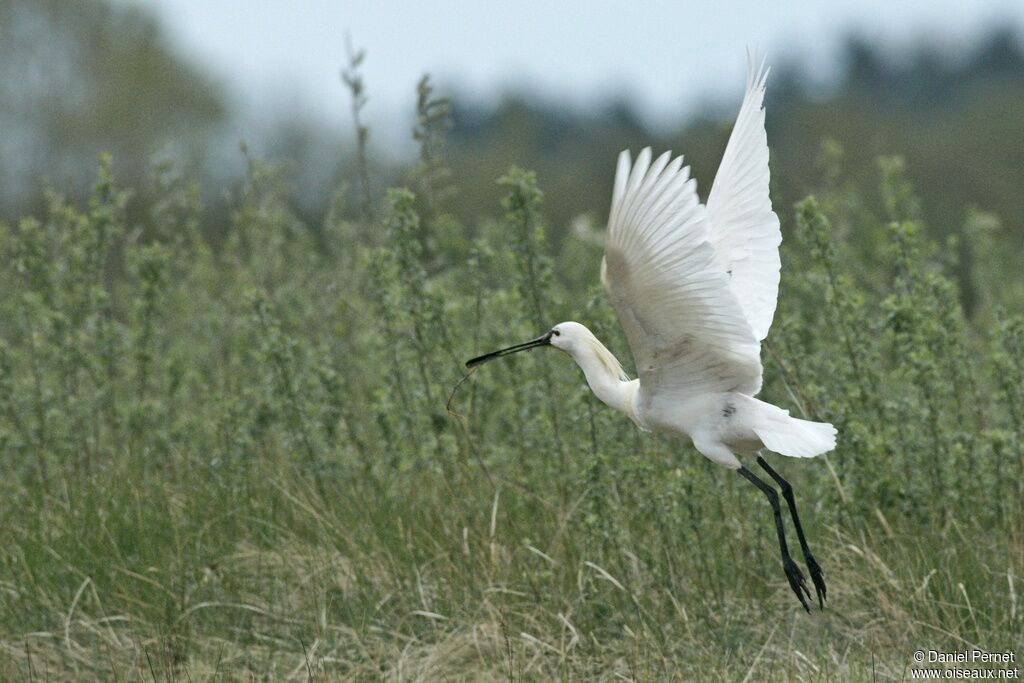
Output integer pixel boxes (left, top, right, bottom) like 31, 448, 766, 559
0, 94, 1021, 680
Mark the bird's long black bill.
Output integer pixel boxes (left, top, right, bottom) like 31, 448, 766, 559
465, 332, 552, 368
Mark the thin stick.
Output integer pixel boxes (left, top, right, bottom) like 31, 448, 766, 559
445, 367, 477, 420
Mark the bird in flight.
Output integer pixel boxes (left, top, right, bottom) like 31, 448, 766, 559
465, 56, 836, 612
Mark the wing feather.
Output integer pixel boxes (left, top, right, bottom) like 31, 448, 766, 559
705, 53, 782, 341
602, 148, 763, 398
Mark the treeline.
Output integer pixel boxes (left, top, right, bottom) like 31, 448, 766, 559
3, 1, 1024, 315
441, 29, 1024, 315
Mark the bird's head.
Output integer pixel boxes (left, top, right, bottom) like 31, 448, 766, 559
465, 321, 588, 368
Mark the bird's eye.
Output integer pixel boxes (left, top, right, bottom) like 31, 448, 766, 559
552, 329, 561, 336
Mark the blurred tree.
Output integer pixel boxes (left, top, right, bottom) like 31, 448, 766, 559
441, 30, 1024, 315
0, 0, 226, 214
2, 0, 1022, 317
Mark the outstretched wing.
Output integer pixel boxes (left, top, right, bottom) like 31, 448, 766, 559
705, 54, 781, 341
602, 148, 763, 398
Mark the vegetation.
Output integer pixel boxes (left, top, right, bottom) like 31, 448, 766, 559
442, 29, 1024, 317
0, 79, 1021, 679
0, 0, 226, 212
5, 0, 1024, 301
0, 3, 1022, 679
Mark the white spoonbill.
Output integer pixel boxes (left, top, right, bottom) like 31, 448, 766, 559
466, 56, 837, 612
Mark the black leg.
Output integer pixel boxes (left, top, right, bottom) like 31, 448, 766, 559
757, 456, 827, 608
737, 466, 812, 612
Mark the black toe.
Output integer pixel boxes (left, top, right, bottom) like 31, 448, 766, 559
783, 557, 811, 612
805, 554, 827, 609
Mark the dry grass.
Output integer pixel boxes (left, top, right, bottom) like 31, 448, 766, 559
2, 464, 1019, 681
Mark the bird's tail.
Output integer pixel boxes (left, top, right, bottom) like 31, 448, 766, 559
750, 398, 837, 458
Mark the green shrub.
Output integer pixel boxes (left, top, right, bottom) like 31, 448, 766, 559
0, 131, 1020, 680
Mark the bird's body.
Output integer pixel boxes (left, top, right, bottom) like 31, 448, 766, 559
548, 323, 835, 469
466, 55, 836, 611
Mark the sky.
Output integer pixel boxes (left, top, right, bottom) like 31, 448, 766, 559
135, 0, 1024, 150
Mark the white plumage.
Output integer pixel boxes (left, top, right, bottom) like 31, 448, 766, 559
706, 56, 782, 342
467, 55, 836, 611
469, 54, 837, 469
597, 56, 835, 470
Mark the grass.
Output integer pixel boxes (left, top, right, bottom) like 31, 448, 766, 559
0, 136, 1021, 680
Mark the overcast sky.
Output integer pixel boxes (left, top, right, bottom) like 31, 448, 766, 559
136, 0, 1024, 148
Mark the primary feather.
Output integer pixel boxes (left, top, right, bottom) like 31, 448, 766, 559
706, 53, 782, 341
601, 148, 763, 399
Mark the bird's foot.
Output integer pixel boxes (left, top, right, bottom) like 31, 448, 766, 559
782, 557, 811, 612
804, 553, 827, 609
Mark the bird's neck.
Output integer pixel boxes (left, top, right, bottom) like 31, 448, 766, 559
570, 340, 641, 425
